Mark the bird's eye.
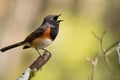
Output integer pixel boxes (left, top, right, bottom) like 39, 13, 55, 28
50, 17, 56, 21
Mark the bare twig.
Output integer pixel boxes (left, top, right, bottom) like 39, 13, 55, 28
92, 31, 120, 79
91, 31, 101, 40
92, 31, 106, 53
117, 42, 120, 67
104, 55, 114, 72
92, 31, 115, 73
105, 40, 119, 56
85, 53, 98, 80
17, 50, 51, 80
92, 31, 120, 56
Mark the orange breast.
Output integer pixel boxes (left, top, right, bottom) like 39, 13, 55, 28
41, 26, 51, 39
30, 26, 51, 47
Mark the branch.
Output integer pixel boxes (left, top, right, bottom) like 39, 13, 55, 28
92, 31, 120, 79
105, 40, 119, 56
85, 53, 98, 80
92, 31, 114, 72
117, 42, 120, 67
17, 50, 51, 80
92, 31, 106, 53
92, 31, 120, 56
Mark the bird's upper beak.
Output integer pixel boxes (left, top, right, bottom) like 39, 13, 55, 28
57, 14, 61, 17
54, 14, 61, 21
55, 14, 63, 23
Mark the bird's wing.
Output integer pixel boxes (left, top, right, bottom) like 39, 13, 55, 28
24, 27, 46, 42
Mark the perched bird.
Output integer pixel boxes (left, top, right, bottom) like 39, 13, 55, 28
0, 14, 63, 55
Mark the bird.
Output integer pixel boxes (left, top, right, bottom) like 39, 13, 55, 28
0, 14, 63, 55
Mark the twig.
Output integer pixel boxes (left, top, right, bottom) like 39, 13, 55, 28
92, 31, 106, 53
92, 31, 114, 72
85, 53, 98, 80
92, 31, 120, 79
105, 40, 119, 56
17, 50, 51, 80
92, 31, 119, 56
117, 42, 120, 67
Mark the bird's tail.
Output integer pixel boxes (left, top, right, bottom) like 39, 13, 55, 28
0, 41, 25, 52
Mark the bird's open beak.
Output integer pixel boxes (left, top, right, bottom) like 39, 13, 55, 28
57, 20, 63, 22
54, 14, 61, 21
56, 20, 63, 24
56, 14, 63, 23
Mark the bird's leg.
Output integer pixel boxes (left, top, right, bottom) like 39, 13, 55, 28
42, 48, 48, 51
35, 47, 41, 56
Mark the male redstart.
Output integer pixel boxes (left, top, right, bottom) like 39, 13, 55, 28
0, 14, 63, 55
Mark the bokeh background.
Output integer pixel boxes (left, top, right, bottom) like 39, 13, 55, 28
0, 0, 120, 80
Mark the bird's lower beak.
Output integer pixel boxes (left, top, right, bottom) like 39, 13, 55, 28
58, 20, 63, 22
56, 20, 63, 23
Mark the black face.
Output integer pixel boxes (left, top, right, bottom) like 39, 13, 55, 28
43, 14, 62, 25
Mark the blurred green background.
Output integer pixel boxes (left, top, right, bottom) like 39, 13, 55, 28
0, 0, 120, 80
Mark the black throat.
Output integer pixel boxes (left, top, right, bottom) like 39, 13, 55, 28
50, 24, 59, 41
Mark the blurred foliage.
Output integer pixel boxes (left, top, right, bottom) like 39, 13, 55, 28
0, 0, 120, 80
